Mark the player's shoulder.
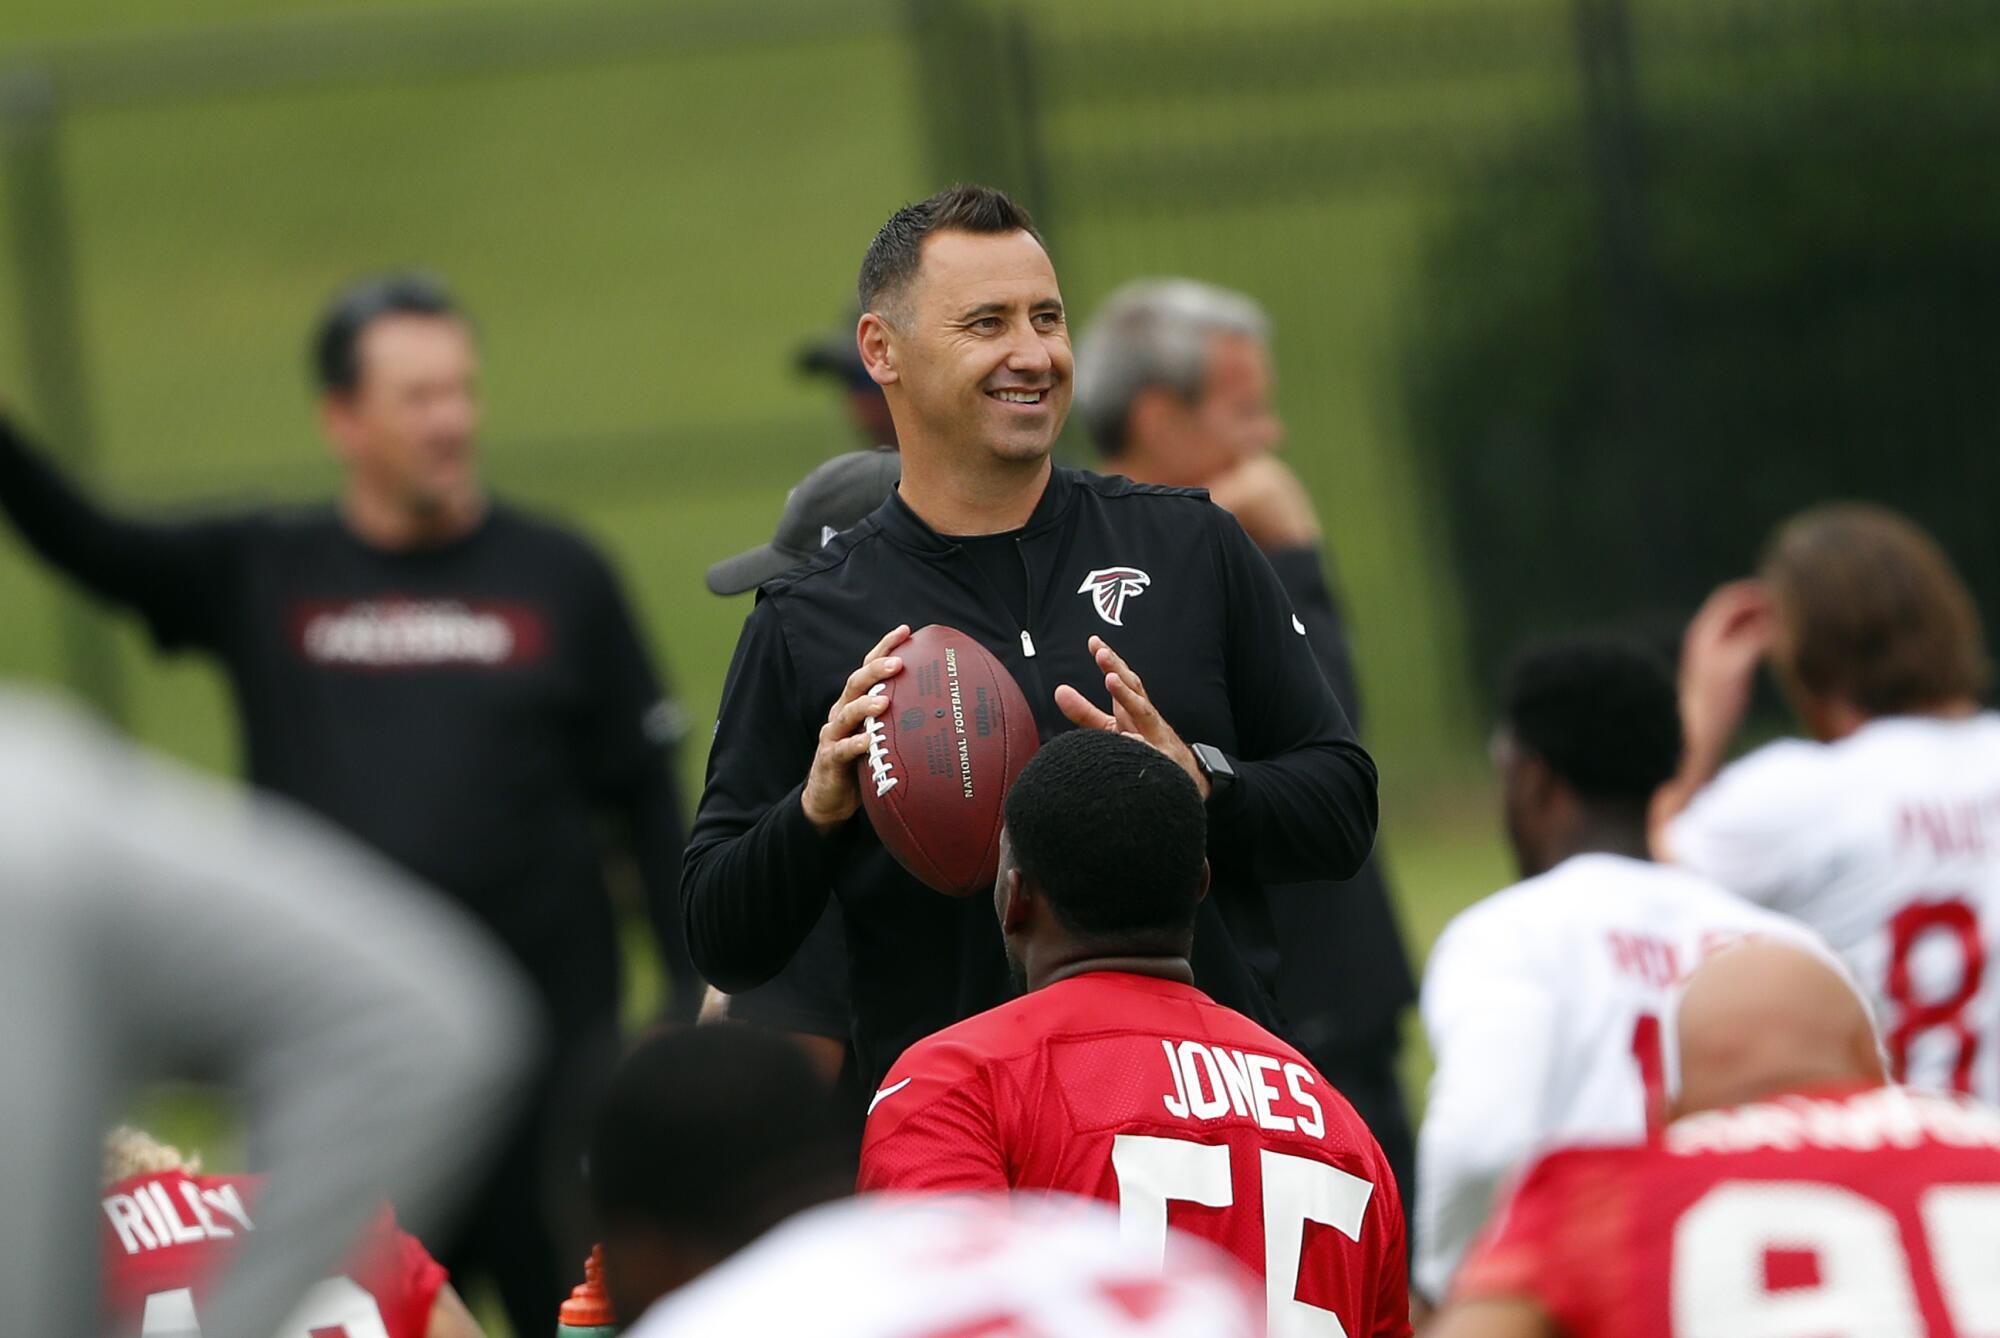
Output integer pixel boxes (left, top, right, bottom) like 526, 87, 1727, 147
200, 499, 336, 550
885, 993, 1054, 1083
1455, 1140, 1650, 1300
484, 500, 615, 566
1070, 468, 1235, 537
1696, 735, 1844, 817
1182, 990, 1317, 1069
1513, 1139, 1651, 1194
1071, 466, 1213, 508
1431, 864, 1584, 960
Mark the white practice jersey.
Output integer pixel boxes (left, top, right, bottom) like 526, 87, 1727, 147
1413, 852, 1824, 1301
623, 1194, 1262, 1338
1670, 713, 2000, 1103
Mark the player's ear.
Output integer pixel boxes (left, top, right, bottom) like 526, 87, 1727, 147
858, 311, 899, 388
998, 868, 1032, 934
1193, 859, 1211, 906
1519, 750, 1561, 809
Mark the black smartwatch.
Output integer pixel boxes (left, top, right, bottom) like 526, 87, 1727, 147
1191, 743, 1238, 802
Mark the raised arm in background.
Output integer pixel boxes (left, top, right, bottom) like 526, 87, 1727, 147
0, 413, 247, 652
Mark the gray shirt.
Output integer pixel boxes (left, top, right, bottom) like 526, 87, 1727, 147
0, 692, 537, 1338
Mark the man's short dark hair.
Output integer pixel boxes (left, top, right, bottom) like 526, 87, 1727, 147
1003, 729, 1207, 942
587, 1026, 853, 1256
1501, 636, 1683, 802
858, 184, 1043, 318
311, 272, 462, 394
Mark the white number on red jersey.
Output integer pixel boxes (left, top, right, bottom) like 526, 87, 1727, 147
140, 1276, 391, 1338
1671, 1179, 2000, 1335
1110, 1133, 1374, 1338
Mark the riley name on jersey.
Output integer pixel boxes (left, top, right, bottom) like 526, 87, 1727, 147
103, 1179, 254, 1255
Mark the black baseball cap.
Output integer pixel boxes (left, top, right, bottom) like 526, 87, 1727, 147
705, 448, 902, 596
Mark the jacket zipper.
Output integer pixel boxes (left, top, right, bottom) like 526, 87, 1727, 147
1013, 537, 1047, 708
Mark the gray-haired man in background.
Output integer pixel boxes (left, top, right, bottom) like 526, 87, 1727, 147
1076, 278, 1418, 1198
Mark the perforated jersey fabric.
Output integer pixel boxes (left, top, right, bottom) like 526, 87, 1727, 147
859, 971, 1409, 1338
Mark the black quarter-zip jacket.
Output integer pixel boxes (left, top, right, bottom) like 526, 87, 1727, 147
682, 465, 1379, 1090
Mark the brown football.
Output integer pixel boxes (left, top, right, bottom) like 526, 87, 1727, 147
857, 623, 1042, 897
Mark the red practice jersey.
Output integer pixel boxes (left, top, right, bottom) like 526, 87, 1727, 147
1454, 1084, 2000, 1335
859, 971, 1410, 1338
101, 1168, 447, 1338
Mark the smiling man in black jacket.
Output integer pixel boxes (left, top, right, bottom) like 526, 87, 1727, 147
682, 186, 1379, 1095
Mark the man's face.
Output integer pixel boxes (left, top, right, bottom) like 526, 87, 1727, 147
322, 314, 480, 514
1189, 332, 1284, 470
1125, 332, 1283, 485
882, 229, 1072, 468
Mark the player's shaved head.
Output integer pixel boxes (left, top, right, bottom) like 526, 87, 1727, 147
1672, 940, 1884, 1119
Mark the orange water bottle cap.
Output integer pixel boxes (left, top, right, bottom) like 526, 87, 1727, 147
557, 1244, 618, 1331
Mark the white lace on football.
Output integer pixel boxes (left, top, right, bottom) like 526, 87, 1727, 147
864, 683, 898, 797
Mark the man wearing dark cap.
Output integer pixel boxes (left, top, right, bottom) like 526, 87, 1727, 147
703, 448, 903, 1096
704, 448, 902, 597
797, 308, 900, 450
0, 273, 694, 1338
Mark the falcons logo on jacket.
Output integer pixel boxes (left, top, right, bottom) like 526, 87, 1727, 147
1077, 567, 1152, 627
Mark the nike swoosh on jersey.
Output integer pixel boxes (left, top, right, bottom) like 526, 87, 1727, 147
868, 1077, 913, 1115
1291, 614, 1306, 635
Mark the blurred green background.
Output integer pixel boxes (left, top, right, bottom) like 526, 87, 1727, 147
0, 0, 1520, 1025
11, 0, 1991, 1330
0, 4, 1518, 1329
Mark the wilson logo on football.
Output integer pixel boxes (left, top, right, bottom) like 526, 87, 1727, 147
1076, 567, 1152, 627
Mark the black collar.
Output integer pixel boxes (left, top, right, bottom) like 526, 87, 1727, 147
874, 463, 1078, 556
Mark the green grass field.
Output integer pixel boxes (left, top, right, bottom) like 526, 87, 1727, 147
0, 3, 1528, 1331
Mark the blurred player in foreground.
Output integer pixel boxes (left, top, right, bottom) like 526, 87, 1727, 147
1078, 276, 1419, 1200
860, 729, 1410, 1338
100, 1128, 481, 1338
1429, 939, 2000, 1337
0, 692, 531, 1338
1415, 638, 1827, 1306
1657, 504, 2000, 1103
586, 1026, 1260, 1338
586, 1025, 854, 1325
0, 273, 692, 1335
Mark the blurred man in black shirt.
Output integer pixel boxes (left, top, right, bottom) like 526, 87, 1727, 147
0, 273, 693, 1337
1076, 277, 1419, 1199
